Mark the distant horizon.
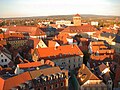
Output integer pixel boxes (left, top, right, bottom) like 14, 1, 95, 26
1, 13, 120, 19
1, 0, 120, 18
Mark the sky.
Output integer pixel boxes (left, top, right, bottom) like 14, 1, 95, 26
0, 0, 120, 18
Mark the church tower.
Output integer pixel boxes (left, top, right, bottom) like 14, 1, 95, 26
73, 14, 81, 26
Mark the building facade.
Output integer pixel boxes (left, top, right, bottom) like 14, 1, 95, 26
32, 45, 83, 70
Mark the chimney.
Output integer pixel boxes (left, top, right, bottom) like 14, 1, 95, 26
41, 59, 44, 64
106, 62, 109, 67
82, 64, 85, 69
72, 44, 74, 48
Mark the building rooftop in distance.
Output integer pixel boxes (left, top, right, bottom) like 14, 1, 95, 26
36, 44, 83, 59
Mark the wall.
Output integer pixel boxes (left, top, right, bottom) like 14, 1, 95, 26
0, 52, 11, 67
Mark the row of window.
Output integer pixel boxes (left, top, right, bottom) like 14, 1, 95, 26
38, 82, 64, 90
68, 63, 81, 69
83, 87, 107, 90
1, 59, 7, 62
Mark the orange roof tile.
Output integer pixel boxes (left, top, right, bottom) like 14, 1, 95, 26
91, 54, 113, 61
101, 28, 118, 34
80, 38, 88, 41
54, 32, 70, 44
45, 60, 55, 66
91, 41, 105, 46
0, 44, 3, 47
0, 40, 7, 45
3, 72, 31, 90
0, 34, 4, 39
36, 44, 83, 59
29, 66, 61, 78
0, 78, 4, 90
48, 40, 58, 47
49, 24, 58, 28
78, 64, 99, 84
4, 33, 24, 38
74, 14, 80, 17
18, 61, 43, 69
98, 63, 108, 72
61, 24, 97, 33
7, 26, 46, 36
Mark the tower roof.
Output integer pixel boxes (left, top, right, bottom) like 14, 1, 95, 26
74, 14, 80, 17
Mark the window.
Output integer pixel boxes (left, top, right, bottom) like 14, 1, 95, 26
4, 65, 7, 68
50, 85, 53, 90
78, 63, 80, 67
69, 66, 70, 69
1, 55, 3, 57
38, 88, 40, 90
109, 82, 111, 84
1, 59, 3, 62
55, 84, 59, 88
62, 62, 65, 64
61, 82, 64, 87
74, 65, 75, 68
5, 59, 7, 62
44, 86, 47, 90
69, 60, 70, 63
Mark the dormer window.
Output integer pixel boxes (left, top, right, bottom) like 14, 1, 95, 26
5, 59, 7, 62
60, 54, 62, 57
81, 74, 87, 81
41, 76, 47, 81
1, 59, 3, 62
50, 85, 53, 90
61, 82, 64, 87
44, 86, 47, 90
55, 84, 59, 88
1, 55, 3, 57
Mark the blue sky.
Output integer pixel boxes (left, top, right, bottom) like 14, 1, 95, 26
0, 0, 120, 18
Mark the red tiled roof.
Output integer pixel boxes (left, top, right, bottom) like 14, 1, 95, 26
74, 14, 80, 17
54, 32, 70, 44
91, 54, 113, 61
101, 28, 118, 34
80, 38, 88, 41
18, 61, 43, 69
91, 41, 105, 46
0, 34, 4, 39
92, 48, 114, 54
0, 44, 3, 47
7, 26, 46, 36
61, 24, 97, 33
45, 60, 55, 66
0, 78, 4, 90
4, 33, 24, 38
78, 64, 99, 84
29, 66, 61, 78
98, 63, 108, 72
0, 40, 7, 45
90, 41, 114, 54
3, 72, 31, 90
49, 24, 58, 28
36, 44, 83, 59
48, 40, 58, 47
